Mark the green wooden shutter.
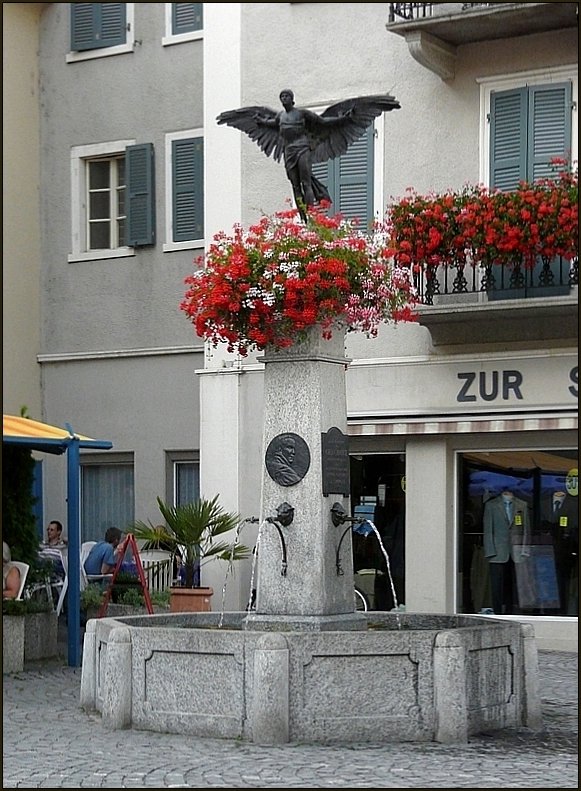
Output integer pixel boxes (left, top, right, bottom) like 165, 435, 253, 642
70, 4, 126, 52
172, 3, 203, 34
527, 83, 572, 182
312, 126, 374, 227
172, 138, 204, 242
126, 143, 156, 247
490, 88, 527, 191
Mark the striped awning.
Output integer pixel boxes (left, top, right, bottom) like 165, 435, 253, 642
347, 411, 578, 436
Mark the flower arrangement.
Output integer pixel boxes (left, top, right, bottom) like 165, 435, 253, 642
180, 204, 418, 357
387, 163, 578, 272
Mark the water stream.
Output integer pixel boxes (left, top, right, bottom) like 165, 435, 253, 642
218, 517, 258, 629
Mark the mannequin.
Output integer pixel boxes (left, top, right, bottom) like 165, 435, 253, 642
483, 489, 531, 614
540, 489, 578, 614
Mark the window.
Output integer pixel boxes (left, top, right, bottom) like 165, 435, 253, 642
81, 457, 135, 543
166, 451, 200, 506
350, 453, 406, 611
490, 83, 572, 190
312, 126, 375, 229
458, 449, 578, 617
163, 3, 203, 46
480, 68, 577, 298
68, 4, 135, 62
87, 155, 126, 250
164, 131, 204, 251
69, 140, 156, 262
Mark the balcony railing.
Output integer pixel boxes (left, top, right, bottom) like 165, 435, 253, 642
414, 255, 578, 306
388, 3, 493, 23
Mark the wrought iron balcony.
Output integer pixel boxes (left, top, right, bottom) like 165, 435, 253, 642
386, 3, 578, 80
413, 255, 578, 346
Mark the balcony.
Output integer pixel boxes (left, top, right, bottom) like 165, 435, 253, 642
386, 3, 578, 80
414, 256, 578, 346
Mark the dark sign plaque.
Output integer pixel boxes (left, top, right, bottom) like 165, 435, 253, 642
321, 427, 350, 496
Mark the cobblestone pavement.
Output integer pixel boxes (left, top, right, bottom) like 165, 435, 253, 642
3, 650, 577, 788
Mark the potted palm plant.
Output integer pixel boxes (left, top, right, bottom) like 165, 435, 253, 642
130, 495, 250, 612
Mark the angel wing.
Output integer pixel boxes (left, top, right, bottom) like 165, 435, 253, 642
216, 105, 285, 161
308, 94, 400, 163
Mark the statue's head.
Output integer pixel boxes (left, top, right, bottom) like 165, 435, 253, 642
279, 89, 294, 104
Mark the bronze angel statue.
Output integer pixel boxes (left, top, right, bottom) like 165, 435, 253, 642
217, 89, 400, 221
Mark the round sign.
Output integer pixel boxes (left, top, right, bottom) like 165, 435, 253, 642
565, 467, 578, 497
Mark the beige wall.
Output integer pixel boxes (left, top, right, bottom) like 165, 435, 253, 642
2, 4, 45, 418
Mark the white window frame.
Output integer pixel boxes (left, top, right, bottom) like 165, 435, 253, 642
66, 4, 135, 64
163, 128, 205, 252
477, 64, 578, 187
69, 140, 136, 263
162, 3, 203, 47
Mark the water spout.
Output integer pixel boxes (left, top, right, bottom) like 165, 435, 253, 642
218, 516, 259, 628
245, 518, 268, 617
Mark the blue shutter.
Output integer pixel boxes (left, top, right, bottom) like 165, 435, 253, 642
312, 126, 373, 227
337, 129, 374, 227
172, 138, 204, 242
126, 143, 156, 247
527, 83, 572, 182
490, 88, 527, 191
172, 3, 203, 34
70, 4, 127, 52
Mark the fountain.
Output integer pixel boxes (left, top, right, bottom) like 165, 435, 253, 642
80, 329, 542, 744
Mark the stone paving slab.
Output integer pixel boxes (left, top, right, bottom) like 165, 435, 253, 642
2, 650, 577, 788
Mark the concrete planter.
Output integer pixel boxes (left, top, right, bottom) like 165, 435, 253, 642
24, 611, 58, 662
3, 615, 25, 673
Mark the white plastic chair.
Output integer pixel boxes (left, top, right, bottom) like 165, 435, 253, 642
9, 561, 30, 601
138, 549, 173, 593
80, 541, 113, 589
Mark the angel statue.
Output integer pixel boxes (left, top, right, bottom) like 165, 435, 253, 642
217, 89, 400, 221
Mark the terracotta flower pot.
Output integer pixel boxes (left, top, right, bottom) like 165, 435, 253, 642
169, 586, 213, 613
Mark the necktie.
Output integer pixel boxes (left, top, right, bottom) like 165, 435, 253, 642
554, 500, 562, 514
505, 500, 513, 522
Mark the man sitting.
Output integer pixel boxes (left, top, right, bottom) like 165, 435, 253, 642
84, 527, 123, 575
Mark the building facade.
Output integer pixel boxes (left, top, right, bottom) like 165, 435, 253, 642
23, 3, 578, 649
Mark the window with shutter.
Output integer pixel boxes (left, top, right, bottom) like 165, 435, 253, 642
172, 3, 203, 35
489, 81, 573, 298
126, 143, 156, 247
490, 83, 572, 192
311, 126, 374, 228
70, 3, 127, 52
164, 132, 204, 248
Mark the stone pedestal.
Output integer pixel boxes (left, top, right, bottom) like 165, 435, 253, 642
249, 327, 362, 628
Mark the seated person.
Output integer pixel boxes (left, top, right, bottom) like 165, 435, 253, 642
39, 519, 67, 581
3, 541, 21, 600
84, 527, 123, 575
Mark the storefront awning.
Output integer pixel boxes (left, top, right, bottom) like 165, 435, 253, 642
348, 410, 578, 436
3, 414, 113, 667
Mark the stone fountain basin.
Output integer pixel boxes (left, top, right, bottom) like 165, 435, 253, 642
80, 612, 542, 744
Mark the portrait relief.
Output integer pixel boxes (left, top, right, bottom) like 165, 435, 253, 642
265, 432, 311, 486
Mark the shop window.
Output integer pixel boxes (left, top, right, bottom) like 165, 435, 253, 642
458, 449, 578, 617
349, 453, 406, 611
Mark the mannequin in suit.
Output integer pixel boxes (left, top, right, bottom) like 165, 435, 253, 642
483, 490, 531, 614
540, 490, 578, 614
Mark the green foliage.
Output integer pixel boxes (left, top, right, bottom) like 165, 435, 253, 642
2, 445, 39, 566
116, 587, 145, 607
130, 495, 250, 588
2, 597, 52, 616
150, 589, 170, 608
80, 585, 106, 611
